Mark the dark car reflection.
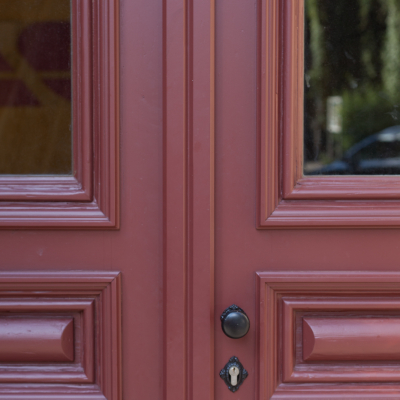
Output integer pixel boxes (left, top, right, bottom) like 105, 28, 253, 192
309, 126, 400, 175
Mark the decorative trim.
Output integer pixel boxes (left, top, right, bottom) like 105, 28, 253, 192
258, 0, 400, 228
301, 316, 400, 362
0, 298, 94, 383
0, 317, 75, 363
257, 271, 400, 399
0, 0, 119, 228
0, 271, 121, 400
163, 0, 215, 399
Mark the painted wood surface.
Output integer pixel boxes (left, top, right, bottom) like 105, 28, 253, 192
256, 272, 400, 399
0, 272, 120, 398
162, 0, 400, 398
0, 0, 119, 227
0, 317, 74, 362
5, 0, 400, 399
258, 0, 400, 228
0, 0, 161, 398
303, 317, 400, 362
163, 0, 215, 399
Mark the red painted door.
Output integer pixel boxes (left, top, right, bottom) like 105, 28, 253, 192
1, 1, 399, 400
161, 1, 400, 400
0, 0, 161, 399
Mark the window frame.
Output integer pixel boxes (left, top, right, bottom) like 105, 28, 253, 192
0, 0, 119, 228
258, 0, 400, 228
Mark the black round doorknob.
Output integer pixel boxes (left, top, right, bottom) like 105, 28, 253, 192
220, 305, 250, 339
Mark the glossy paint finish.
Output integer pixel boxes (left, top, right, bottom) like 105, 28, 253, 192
0, 298, 93, 384
0, 0, 162, 399
212, 0, 400, 397
132, 0, 400, 397
0, 317, 74, 362
6, 0, 400, 399
302, 317, 400, 362
0, 272, 119, 398
163, 0, 215, 399
255, 272, 400, 399
164, 0, 400, 397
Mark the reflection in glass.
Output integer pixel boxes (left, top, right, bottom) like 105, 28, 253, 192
304, 0, 400, 175
0, 0, 71, 174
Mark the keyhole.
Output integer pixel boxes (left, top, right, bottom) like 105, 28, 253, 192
229, 366, 240, 386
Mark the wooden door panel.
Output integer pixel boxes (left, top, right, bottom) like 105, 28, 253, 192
8, 0, 400, 398
161, 0, 400, 397
0, 0, 118, 227
259, 0, 400, 228
212, 0, 400, 399
302, 317, 400, 362
0, 0, 164, 398
257, 273, 400, 399
0, 272, 120, 399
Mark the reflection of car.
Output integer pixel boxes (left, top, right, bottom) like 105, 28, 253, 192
309, 125, 400, 175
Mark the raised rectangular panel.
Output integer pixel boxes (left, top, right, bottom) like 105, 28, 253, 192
257, 271, 400, 400
0, 271, 121, 400
0, 317, 74, 362
303, 317, 400, 362
0, 299, 93, 384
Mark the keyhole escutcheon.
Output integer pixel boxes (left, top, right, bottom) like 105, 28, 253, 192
219, 356, 248, 392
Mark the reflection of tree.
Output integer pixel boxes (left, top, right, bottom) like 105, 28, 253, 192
382, 0, 400, 98
305, 0, 400, 163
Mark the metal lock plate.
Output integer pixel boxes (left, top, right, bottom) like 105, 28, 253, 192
219, 356, 248, 392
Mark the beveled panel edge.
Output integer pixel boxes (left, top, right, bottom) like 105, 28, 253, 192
282, 298, 400, 383
0, 317, 74, 362
302, 317, 400, 362
0, 271, 121, 400
256, 271, 400, 400
257, 0, 400, 229
0, 297, 94, 384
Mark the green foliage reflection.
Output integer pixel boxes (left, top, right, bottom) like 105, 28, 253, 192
304, 0, 400, 174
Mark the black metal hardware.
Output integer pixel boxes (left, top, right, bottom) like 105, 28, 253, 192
219, 356, 248, 392
220, 304, 250, 339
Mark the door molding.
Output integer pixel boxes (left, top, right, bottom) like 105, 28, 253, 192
258, 0, 400, 229
0, 0, 119, 228
0, 271, 121, 400
257, 271, 400, 399
163, 0, 215, 399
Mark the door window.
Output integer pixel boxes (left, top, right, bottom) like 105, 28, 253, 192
0, 0, 71, 174
303, 0, 400, 176
0, 0, 119, 228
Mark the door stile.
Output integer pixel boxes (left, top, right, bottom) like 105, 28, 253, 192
190, 1, 215, 399
163, 0, 188, 397
163, 0, 216, 399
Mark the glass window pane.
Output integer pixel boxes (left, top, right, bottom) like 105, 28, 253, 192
0, 0, 71, 175
304, 0, 400, 176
